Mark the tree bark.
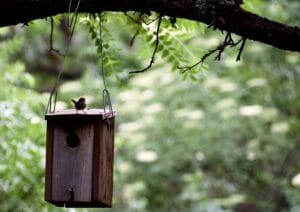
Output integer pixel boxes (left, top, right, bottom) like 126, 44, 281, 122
0, 0, 299, 52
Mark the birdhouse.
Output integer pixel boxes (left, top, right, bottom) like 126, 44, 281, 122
44, 109, 115, 208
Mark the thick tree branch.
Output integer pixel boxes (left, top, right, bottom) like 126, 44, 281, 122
0, 0, 299, 52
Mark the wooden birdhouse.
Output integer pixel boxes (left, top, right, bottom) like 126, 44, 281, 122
44, 109, 115, 208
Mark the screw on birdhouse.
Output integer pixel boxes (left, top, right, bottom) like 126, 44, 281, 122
66, 187, 74, 202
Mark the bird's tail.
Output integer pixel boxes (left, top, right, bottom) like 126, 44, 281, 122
71, 99, 76, 104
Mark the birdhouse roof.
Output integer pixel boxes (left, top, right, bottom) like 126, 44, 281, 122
45, 109, 115, 121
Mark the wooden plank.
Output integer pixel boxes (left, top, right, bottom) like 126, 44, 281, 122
45, 109, 116, 121
45, 123, 54, 201
107, 118, 115, 205
51, 123, 94, 202
97, 118, 115, 206
92, 121, 101, 202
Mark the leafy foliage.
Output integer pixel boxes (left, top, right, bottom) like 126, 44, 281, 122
85, 13, 123, 78
0, 34, 54, 211
112, 52, 300, 210
85, 12, 206, 79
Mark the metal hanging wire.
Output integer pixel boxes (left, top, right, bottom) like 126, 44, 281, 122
98, 14, 113, 118
45, 0, 81, 114
68, 0, 82, 28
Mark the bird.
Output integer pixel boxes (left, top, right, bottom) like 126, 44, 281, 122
72, 97, 86, 112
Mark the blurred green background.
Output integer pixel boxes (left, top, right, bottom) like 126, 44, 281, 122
0, 0, 300, 211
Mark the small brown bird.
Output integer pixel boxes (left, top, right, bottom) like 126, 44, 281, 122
72, 97, 86, 112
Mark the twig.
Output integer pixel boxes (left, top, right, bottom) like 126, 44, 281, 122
178, 32, 247, 72
124, 12, 142, 25
178, 32, 233, 72
130, 15, 162, 74
129, 27, 141, 46
144, 15, 161, 25
236, 38, 246, 61
125, 12, 160, 26
178, 60, 203, 73
125, 12, 160, 47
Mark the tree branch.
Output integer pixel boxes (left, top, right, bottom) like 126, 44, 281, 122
130, 15, 162, 74
0, 0, 299, 52
178, 32, 247, 72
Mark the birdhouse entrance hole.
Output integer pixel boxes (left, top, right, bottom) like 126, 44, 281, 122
66, 132, 80, 148
45, 109, 115, 208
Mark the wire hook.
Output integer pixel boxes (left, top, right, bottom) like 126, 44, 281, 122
103, 88, 113, 119
45, 88, 57, 114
